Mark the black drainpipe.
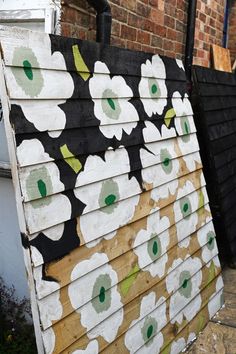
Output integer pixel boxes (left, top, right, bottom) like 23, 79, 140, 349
87, 0, 112, 45
223, 0, 230, 48
184, 0, 197, 88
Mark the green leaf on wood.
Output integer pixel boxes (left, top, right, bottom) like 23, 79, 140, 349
120, 264, 140, 297
207, 261, 216, 285
164, 108, 176, 127
60, 144, 82, 174
72, 44, 90, 81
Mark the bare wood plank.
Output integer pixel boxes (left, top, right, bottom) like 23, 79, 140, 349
211, 44, 232, 73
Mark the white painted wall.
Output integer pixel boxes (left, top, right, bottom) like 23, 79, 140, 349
0, 177, 30, 301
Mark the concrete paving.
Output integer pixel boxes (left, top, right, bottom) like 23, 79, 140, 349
186, 267, 236, 354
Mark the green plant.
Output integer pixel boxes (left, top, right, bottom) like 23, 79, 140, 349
0, 278, 37, 354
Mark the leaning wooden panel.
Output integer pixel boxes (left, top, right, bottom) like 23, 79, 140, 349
192, 65, 236, 265
0, 26, 222, 354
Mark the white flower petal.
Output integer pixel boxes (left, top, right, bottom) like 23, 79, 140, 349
89, 61, 138, 139
125, 292, 167, 354
134, 212, 170, 277
139, 55, 167, 117
68, 253, 123, 342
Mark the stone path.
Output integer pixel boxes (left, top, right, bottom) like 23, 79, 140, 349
186, 267, 236, 354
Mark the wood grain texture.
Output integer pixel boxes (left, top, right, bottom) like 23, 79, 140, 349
0, 26, 222, 354
211, 44, 232, 73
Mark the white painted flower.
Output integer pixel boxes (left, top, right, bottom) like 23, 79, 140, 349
208, 275, 224, 319
42, 327, 56, 354
125, 292, 167, 354
139, 55, 167, 117
30, 246, 43, 267
133, 212, 170, 278
72, 340, 99, 354
89, 61, 138, 140
68, 253, 123, 343
166, 256, 202, 324
75, 150, 140, 245
173, 181, 199, 247
170, 332, 196, 354
197, 222, 220, 267
171, 91, 201, 172
17, 139, 71, 233
33, 265, 62, 329
10, 36, 74, 137
140, 122, 179, 197
176, 59, 185, 71
75, 148, 132, 187
171, 91, 193, 136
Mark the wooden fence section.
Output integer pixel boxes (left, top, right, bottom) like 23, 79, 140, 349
192, 66, 236, 265
0, 26, 223, 354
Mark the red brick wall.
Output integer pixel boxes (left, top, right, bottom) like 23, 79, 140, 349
228, 0, 236, 65
60, 0, 225, 67
193, 0, 225, 67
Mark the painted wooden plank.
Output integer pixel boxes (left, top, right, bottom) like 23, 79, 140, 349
0, 26, 187, 81
20, 150, 200, 204
160, 284, 223, 354
0, 9, 46, 21
46, 262, 221, 353
36, 221, 219, 331
200, 96, 236, 112
20, 150, 201, 209
15, 132, 199, 169
28, 193, 211, 267
193, 65, 236, 86
23, 166, 208, 235
10, 99, 194, 134
36, 213, 214, 292
5, 68, 190, 100
197, 82, 236, 97
33, 192, 211, 301
24, 167, 205, 235
61, 277, 222, 354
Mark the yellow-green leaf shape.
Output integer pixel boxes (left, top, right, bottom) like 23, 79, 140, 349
72, 44, 90, 81
164, 108, 176, 128
60, 144, 82, 173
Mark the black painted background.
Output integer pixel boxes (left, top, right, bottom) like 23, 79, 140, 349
192, 66, 236, 264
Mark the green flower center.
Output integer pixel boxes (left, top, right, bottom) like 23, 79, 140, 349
105, 194, 116, 206
152, 241, 158, 255
37, 179, 47, 198
151, 84, 158, 94
183, 203, 189, 213
208, 236, 214, 246
182, 278, 188, 289
23, 60, 33, 80
107, 98, 116, 110
147, 325, 153, 339
184, 121, 189, 134
163, 157, 170, 166
99, 286, 106, 303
